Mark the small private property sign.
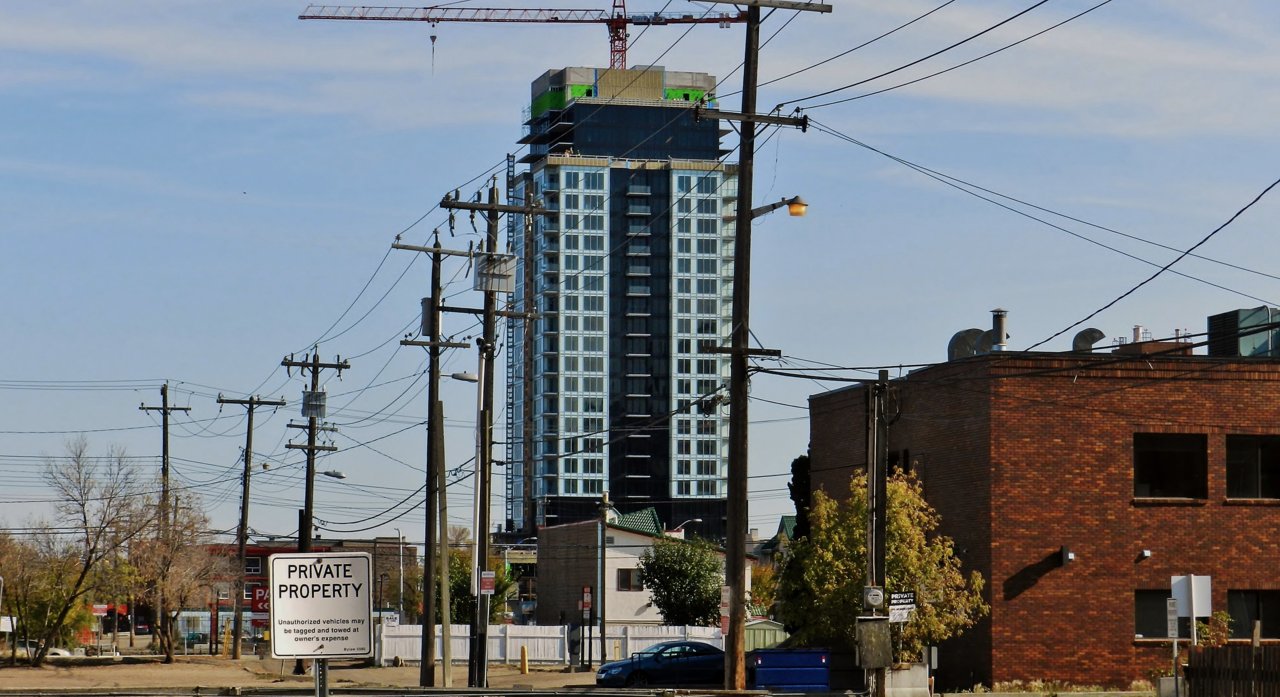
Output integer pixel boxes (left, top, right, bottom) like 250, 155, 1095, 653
269, 552, 373, 659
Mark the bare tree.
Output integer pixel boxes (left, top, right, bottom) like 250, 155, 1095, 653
16, 438, 151, 666
131, 492, 230, 662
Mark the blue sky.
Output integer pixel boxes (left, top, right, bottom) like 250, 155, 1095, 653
3, 0, 1279, 549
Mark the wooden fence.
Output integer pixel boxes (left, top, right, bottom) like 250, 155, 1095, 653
1186, 645, 1280, 697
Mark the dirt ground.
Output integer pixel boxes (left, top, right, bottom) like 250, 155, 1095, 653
0, 656, 599, 691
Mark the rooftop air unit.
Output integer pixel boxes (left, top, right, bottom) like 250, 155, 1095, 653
1207, 307, 1280, 357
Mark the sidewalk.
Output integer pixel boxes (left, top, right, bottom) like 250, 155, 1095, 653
0, 656, 599, 691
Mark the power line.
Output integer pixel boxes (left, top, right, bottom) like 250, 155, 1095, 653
1027, 176, 1280, 350
779, 0, 1054, 109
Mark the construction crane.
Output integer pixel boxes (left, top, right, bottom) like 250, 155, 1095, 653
299, 3, 747, 70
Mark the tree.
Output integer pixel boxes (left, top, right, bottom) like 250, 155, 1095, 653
1, 438, 152, 666
637, 537, 722, 626
787, 452, 812, 542
777, 471, 988, 660
440, 549, 514, 624
749, 563, 778, 618
131, 496, 231, 662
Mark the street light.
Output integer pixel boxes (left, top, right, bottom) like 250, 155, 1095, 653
722, 195, 808, 222
451, 367, 493, 687
671, 518, 703, 534
377, 573, 390, 620
395, 527, 404, 622
321, 470, 347, 479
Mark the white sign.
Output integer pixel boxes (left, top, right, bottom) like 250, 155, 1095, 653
1166, 597, 1179, 639
889, 606, 913, 624
269, 552, 373, 659
1171, 575, 1211, 618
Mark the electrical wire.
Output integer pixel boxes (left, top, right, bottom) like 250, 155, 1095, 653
1027, 176, 1280, 350
779, 0, 1054, 109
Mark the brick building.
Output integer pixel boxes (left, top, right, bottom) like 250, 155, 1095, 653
809, 341, 1280, 688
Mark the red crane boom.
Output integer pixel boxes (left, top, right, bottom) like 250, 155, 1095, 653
299, 3, 746, 70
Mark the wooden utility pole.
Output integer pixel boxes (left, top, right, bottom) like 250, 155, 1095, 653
281, 351, 347, 678
139, 383, 190, 662
440, 180, 549, 688
281, 351, 348, 554
216, 394, 286, 660
704, 0, 831, 690
867, 369, 889, 697
395, 233, 471, 687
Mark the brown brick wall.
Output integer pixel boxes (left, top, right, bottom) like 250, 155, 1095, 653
535, 521, 600, 626
810, 354, 1280, 689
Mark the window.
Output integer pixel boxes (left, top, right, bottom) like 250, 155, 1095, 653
696, 199, 718, 214
696, 279, 717, 294
584, 479, 604, 494
696, 219, 718, 235
244, 583, 257, 600
1133, 433, 1207, 498
696, 239, 718, 254
245, 556, 262, 575
677, 279, 692, 293
676, 459, 691, 474
584, 215, 605, 231
617, 568, 644, 592
584, 172, 605, 190
584, 194, 605, 210
677, 239, 692, 254
584, 296, 604, 312
696, 259, 718, 274
677, 199, 692, 214
1226, 436, 1280, 498
563, 194, 580, 210
1134, 590, 1190, 638
677, 175, 692, 193
564, 172, 580, 189
563, 479, 579, 494
677, 481, 691, 495
1228, 590, 1280, 638
696, 176, 718, 194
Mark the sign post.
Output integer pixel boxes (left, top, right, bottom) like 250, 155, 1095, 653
270, 552, 373, 697
1167, 597, 1180, 697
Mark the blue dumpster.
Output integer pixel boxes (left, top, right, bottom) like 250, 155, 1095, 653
750, 648, 831, 691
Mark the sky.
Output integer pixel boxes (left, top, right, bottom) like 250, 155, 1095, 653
3, 0, 1280, 553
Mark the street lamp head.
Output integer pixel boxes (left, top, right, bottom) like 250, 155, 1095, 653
672, 518, 703, 532
786, 196, 808, 217
321, 470, 347, 479
451, 372, 480, 383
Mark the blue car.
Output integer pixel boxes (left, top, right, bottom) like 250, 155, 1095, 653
595, 640, 725, 687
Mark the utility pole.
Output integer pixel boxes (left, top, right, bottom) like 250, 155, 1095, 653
704, 0, 831, 690
395, 233, 472, 687
281, 350, 348, 678
867, 369, 889, 697
440, 180, 549, 688
217, 394, 286, 660
139, 383, 191, 661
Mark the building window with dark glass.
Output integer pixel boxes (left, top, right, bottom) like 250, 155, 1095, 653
1226, 435, 1280, 499
1133, 433, 1207, 499
245, 557, 262, 575
1134, 590, 1190, 639
1228, 590, 1280, 638
617, 568, 644, 591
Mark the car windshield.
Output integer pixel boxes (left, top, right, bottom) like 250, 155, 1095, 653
636, 644, 669, 655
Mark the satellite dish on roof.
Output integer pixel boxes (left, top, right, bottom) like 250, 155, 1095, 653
948, 328, 984, 361
1072, 327, 1106, 353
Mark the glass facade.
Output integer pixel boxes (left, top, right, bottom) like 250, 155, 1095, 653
507, 67, 733, 536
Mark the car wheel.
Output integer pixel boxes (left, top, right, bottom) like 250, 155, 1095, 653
626, 672, 649, 687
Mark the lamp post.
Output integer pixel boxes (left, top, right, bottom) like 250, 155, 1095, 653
395, 527, 404, 622
378, 573, 390, 620
451, 367, 492, 687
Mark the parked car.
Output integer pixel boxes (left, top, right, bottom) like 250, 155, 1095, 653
134, 622, 151, 635
595, 640, 725, 687
183, 632, 209, 646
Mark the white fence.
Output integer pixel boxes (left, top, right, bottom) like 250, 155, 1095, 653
377, 624, 723, 667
